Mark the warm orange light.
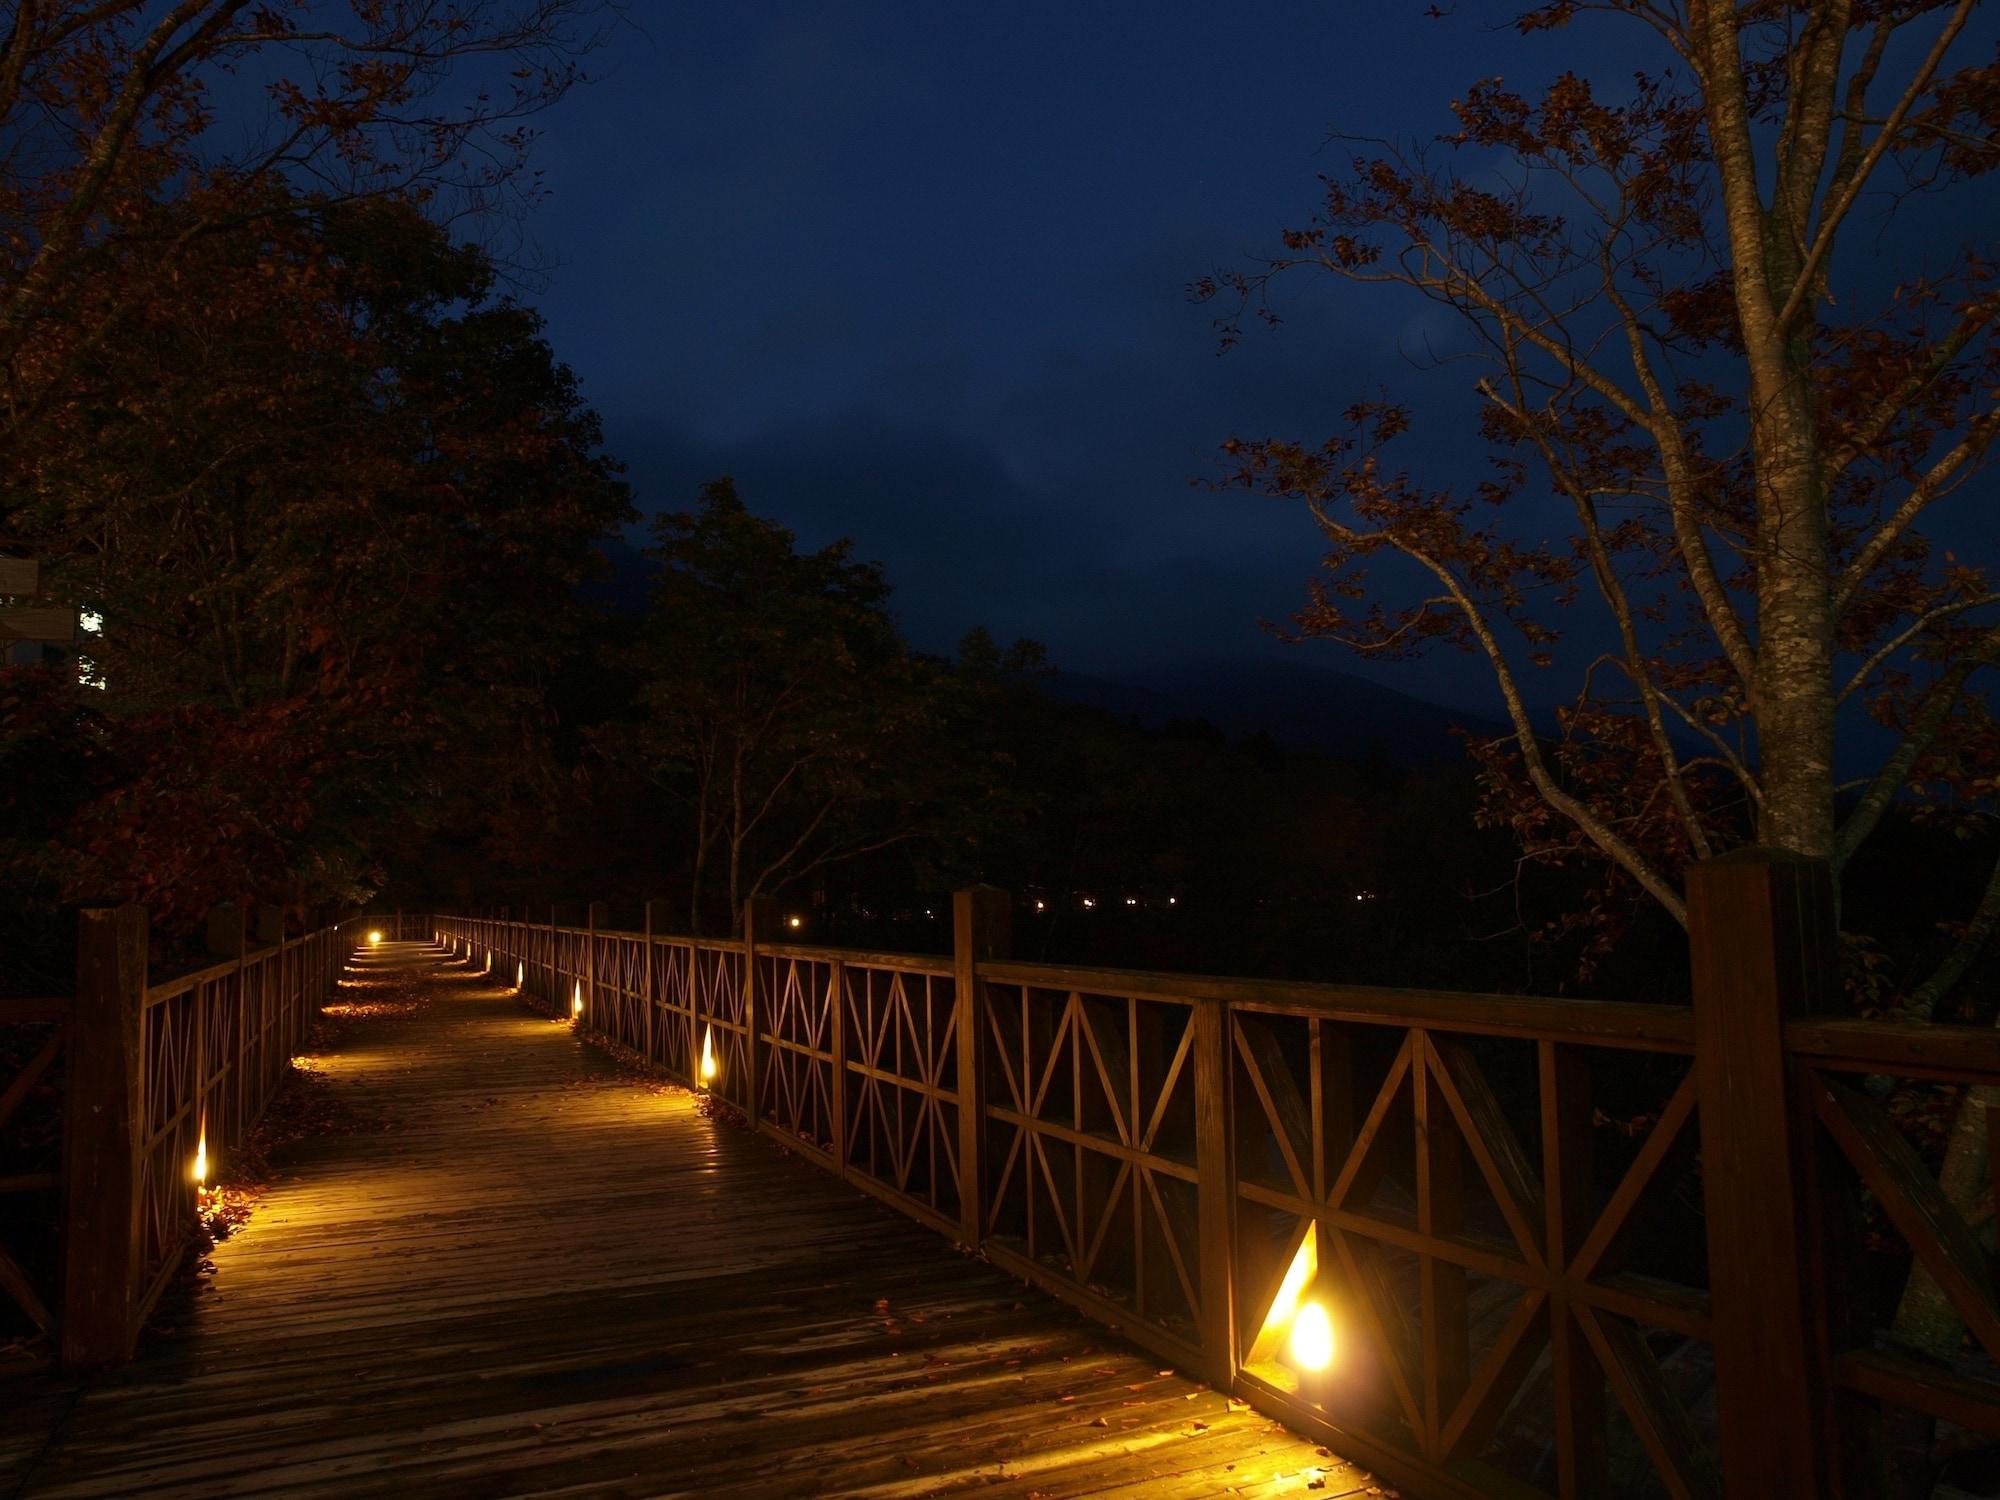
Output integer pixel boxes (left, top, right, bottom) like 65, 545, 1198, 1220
787, 914, 802, 929
516, 961, 524, 988
367, 929, 383, 945
699, 1025, 718, 1086
193, 1128, 209, 1186
1246, 1226, 1337, 1381
572, 981, 583, 1018
1289, 1301, 1335, 1371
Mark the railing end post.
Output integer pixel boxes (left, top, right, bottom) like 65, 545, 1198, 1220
62, 903, 148, 1369
742, 897, 781, 1119
1688, 848, 1837, 1497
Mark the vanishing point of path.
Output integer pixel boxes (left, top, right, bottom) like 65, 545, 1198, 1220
5, 942, 1378, 1499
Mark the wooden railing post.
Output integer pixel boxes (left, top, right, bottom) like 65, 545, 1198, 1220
586, 900, 606, 1031
742, 896, 779, 1121
643, 898, 664, 1066
953, 887, 1010, 1249
828, 952, 847, 1174
1193, 993, 1236, 1390
62, 904, 148, 1368
204, 901, 242, 1154
256, 905, 282, 1098
1688, 848, 1835, 1497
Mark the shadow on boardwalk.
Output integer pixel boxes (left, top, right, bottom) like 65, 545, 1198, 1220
3, 943, 1378, 1498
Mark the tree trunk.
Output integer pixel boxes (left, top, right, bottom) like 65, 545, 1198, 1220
1755, 509, 1837, 861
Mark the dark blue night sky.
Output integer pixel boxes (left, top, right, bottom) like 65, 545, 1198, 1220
512, 5, 1518, 703
514, 3, 1992, 722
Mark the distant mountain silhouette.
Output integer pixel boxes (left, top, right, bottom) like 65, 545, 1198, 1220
587, 541, 1498, 763
1047, 658, 1503, 763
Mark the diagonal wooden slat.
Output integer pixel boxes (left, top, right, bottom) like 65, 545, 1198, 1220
1329, 1224, 1426, 1440
1139, 1016, 1194, 1152
929, 1092, 958, 1170
932, 987, 959, 1091
1078, 1158, 1134, 1283
1425, 1036, 1546, 1268
1438, 1288, 1548, 1460
0, 1027, 63, 1132
1237, 1213, 1312, 1357
1576, 1304, 1720, 1500
986, 1122, 1026, 1234
1031, 1131, 1080, 1269
1141, 1165, 1201, 1319
1570, 1072, 1698, 1284
1029, 997, 1076, 1119
898, 974, 930, 1083
1234, 1016, 1314, 1202
1329, 1033, 1416, 1210
1815, 1072, 2000, 1362
985, 990, 1027, 1113
0, 1237, 52, 1332
1076, 1000, 1133, 1145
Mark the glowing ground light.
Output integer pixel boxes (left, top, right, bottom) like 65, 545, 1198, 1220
368, 930, 383, 945
572, 981, 584, 1018
787, 915, 802, 929
517, 961, 525, 988
193, 1128, 208, 1186
699, 1026, 718, 1086
1289, 1300, 1335, 1371
1246, 1226, 1337, 1383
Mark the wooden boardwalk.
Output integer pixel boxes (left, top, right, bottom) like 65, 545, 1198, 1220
3, 942, 1377, 1499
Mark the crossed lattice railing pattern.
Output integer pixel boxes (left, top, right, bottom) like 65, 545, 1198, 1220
446, 916, 752, 1113
1227, 1006, 1711, 1498
980, 980, 1209, 1364
440, 884, 2000, 1500
132, 920, 357, 1323
0, 996, 69, 1333
1784, 1023, 2000, 1476
743, 951, 963, 1229
838, 958, 960, 1228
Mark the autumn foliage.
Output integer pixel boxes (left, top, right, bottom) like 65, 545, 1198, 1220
1205, 2, 2000, 998
0, 4, 620, 967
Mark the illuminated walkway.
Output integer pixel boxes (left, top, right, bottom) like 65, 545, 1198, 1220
6, 943, 1372, 1498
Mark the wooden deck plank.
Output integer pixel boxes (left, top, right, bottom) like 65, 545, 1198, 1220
4, 944, 1374, 1498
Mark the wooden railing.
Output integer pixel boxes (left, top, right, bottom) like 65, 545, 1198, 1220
438, 854, 2000, 1500
1, 905, 362, 1365
0, 993, 68, 1336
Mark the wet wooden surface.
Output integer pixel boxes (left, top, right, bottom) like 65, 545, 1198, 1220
2, 942, 1376, 1498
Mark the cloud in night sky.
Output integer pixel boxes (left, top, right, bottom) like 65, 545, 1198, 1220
519, 1, 2000, 726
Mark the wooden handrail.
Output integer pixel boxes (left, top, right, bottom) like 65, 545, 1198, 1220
1785, 1016, 2000, 1083
440, 867, 2000, 1500
979, 957, 1696, 1049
